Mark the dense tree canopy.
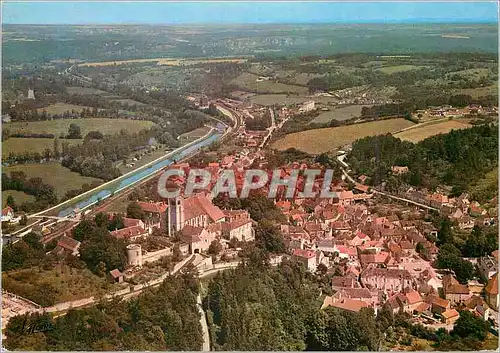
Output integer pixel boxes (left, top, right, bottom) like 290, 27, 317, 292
4, 270, 203, 351
347, 124, 498, 192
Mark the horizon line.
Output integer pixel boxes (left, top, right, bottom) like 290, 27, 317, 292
4, 19, 498, 25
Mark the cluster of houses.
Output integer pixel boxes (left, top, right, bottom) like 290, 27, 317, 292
264, 177, 499, 327
412, 104, 498, 122
1, 206, 22, 224
366, 168, 498, 230
402, 188, 497, 230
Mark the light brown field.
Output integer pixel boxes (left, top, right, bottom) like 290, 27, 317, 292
394, 120, 472, 142
5, 118, 155, 136
3, 138, 82, 158
36, 103, 91, 115
81, 57, 248, 67
5, 162, 101, 198
272, 118, 414, 154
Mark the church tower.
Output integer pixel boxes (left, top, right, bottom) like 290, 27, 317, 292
27, 88, 35, 100
167, 196, 184, 236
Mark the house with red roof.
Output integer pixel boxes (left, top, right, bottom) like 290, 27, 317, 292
222, 218, 254, 242
292, 249, 317, 272
321, 296, 369, 313
137, 201, 168, 229
485, 273, 499, 309
1, 206, 15, 223
111, 224, 150, 242
53, 236, 81, 257
361, 264, 413, 294
109, 269, 124, 283
333, 287, 378, 307
443, 274, 471, 305
181, 225, 216, 254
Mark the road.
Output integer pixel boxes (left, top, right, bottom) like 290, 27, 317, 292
197, 291, 211, 351
336, 152, 438, 211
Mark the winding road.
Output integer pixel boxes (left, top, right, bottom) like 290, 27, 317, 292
337, 152, 438, 211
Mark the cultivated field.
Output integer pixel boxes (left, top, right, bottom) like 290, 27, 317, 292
272, 118, 414, 154
65, 86, 108, 95
3, 138, 82, 158
111, 98, 146, 106
250, 94, 309, 106
2, 265, 112, 307
5, 118, 155, 136
394, 119, 472, 142
231, 73, 308, 95
376, 65, 424, 74
36, 103, 91, 115
310, 105, 372, 124
178, 126, 211, 140
2, 190, 36, 207
453, 83, 498, 98
81, 57, 249, 67
4, 162, 101, 198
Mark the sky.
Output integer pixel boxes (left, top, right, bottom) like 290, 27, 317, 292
2, 1, 498, 25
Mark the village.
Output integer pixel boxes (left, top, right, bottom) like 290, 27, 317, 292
1, 89, 499, 344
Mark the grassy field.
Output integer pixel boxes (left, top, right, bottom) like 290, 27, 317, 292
2, 190, 36, 207
66, 86, 109, 95
2, 265, 112, 307
310, 105, 372, 124
3, 138, 83, 158
4, 162, 101, 198
178, 126, 211, 140
37, 103, 91, 115
81, 57, 248, 67
111, 98, 146, 106
453, 83, 498, 98
469, 167, 498, 203
394, 120, 472, 142
376, 65, 423, 74
250, 94, 309, 106
5, 118, 155, 136
272, 118, 414, 154
231, 72, 308, 95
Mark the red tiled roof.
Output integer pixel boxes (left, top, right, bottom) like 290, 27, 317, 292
430, 296, 450, 309
2, 206, 13, 216
293, 248, 316, 259
336, 287, 372, 299
111, 225, 147, 239
405, 290, 423, 304
57, 236, 81, 252
223, 218, 252, 232
485, 273, 498, 295
123, 217, 143, 228
109, 269, 122, 278
414, 302, 431, 313
324, 297, 369, 312
442, 309, 459, 319
137, 201, 168, 214
184, 195, 225, 223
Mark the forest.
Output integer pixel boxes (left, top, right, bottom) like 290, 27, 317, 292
2, 171, 58, 212
3, 246, 493, 351
3, 267, 203, 351
347, 124, 498, 195
203, 250, 492, 351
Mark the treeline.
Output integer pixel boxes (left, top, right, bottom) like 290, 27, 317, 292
61, 128, 156, 180
347, 124, 498, 192
204, 253, 381, 351
72, 217, 128, 276
2, 232, 48, 272
436, 218, 498, 283
204, 249, 493, 351
3, 268, 203, 351
2, 171, 58, 212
